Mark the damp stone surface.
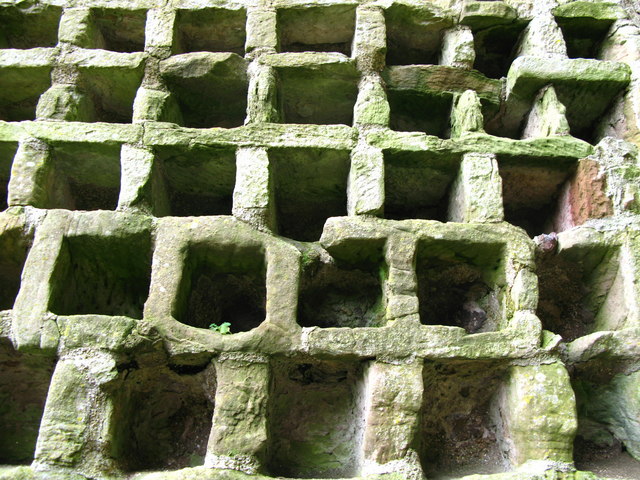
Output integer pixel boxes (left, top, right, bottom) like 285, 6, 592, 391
1, 0, 640, 479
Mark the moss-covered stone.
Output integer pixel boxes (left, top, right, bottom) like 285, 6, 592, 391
1, 1, 639, 479
499, 364, 577, 466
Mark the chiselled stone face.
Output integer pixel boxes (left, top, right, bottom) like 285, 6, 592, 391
0, 1, 640, 479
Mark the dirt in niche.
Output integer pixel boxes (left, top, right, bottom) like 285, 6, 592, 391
0, 341, 55, 465
421, 361, 508, 479
535, 246, 593, 342
298, 262, 385, 328
110, 364, 216, 472
185, 271, 266, 332
268, 359, 364, 479
418, 262, 498, 333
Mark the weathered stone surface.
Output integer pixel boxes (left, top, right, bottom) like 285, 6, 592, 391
0, 1, 639, 480
461, 1, 518, 30
354, 75, 390, 126
440, 26, 475, 70
450, 89, 485, 138
516, 13, 568, 58
448, 152, 504, 223
498, 363, 577, 466
521, 86, 571, 139
348, 142, 384, 215
33, 351, 120, 476
205, 356, 269, 474
383, 64, 502, 105
361, 361, 423, 472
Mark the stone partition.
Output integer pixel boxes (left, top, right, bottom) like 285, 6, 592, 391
0, 0, 640, 479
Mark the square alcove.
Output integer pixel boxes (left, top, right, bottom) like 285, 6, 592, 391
0, 339, 56, 465
0, 65, 51, 121
472, 22, 528, 79
76, 64, 144, 123
387, 90, 454, 137
0, 141, 18, 210
500, 159, 576, 237
416, 239, 505, 333
536, 244, 632, 342
48, 230, 152, 319
384, 150, 460, 220
109, 362, 216, 472
270, 147, 350, 242
0, 223, 32, 312
385, 4, 452, 66
153, 144, 236, 217
173, 242, 266, 333
46, 141, 122, 211
495, 60, 630, 143
268, 359, 366, 478
297, 240, 387, 328
0, 5, 61, 49
555, 16, 613, 60
277, 5, 356, 55
421, 360, 509, 478
173, 8, 246, 55
276, 63, 359, 125
571, 360, 640, 479
85, 8, 147, 53
160, 52, 248, 128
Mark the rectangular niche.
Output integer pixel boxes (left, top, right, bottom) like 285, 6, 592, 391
276, 63, 359, 125
421, 360, 509, 479
0, 141, 18, 209
555, 16, 613, 60
0, 65, 51, 121
384, 150, 459, 220
277, 5, 356, 55
387, 90, 454, 137
173, 8, 246, 55
500, 159, 576, 237
297, 240, 387, 328
385, 4, 451, 66
0, 223, 32, 311
76, 64, 144, 123
416, 239, 505, 333
472, 22, 528, 79
109, 362, 216, 472
270, 147, 350, 242
0, 340, 56, 465
153, 145, 236, 217
173, 242, 266, 333
46, 142, 122, 211
536, 244, 631, 342
268, 359, 366, 478
48, 229, 152, 319
86, 8, 147, 52
571, 362, 640, 478
160, 52, 248, 128
0, 5, 61, 49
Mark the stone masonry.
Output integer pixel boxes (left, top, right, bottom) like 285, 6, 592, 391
1, 0, 640, 479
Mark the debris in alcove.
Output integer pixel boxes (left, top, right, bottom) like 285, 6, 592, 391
419, 261, 497, 333
533, 232, 558, 255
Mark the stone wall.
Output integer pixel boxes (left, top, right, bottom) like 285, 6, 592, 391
0, 0, 640, 479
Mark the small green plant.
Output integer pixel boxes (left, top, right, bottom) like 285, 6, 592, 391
209, 322, 232, 334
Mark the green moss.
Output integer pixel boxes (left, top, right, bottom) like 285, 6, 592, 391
552, 2, 623, 21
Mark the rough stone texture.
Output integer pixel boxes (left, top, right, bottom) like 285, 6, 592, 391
0, 0, 639, 480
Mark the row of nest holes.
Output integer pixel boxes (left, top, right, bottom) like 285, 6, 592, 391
0, 65, 612, 144
0, 143, 607, 239
0, 223, 630, 343
1, 4, 613, 73
0, 348, 637, 480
